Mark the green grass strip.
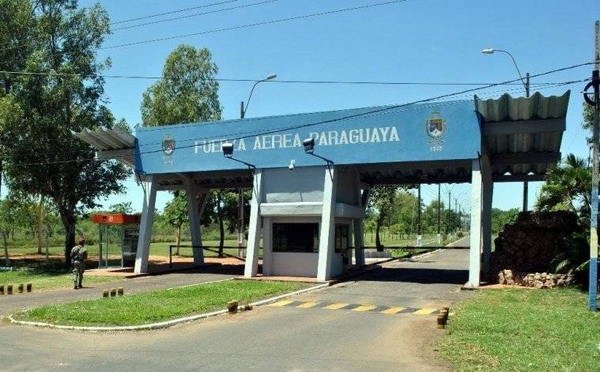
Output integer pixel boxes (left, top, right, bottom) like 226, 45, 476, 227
439, 287, 600, 372
11, 280, 312, 327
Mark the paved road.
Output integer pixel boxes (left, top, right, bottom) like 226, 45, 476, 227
1, 249, 473, 372
0, 265, 243, 316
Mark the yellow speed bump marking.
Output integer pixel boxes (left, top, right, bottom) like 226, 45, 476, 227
297, 302, 319, 308
413, 308, 437, 315
269, 300, 294, 307
323, 303, 349, 310
381, 307, 406, 314
353, 305, 377, 312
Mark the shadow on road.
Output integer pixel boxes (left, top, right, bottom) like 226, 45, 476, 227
357, 266, 469, 285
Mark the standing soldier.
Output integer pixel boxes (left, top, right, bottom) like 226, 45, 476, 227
71, 237, 88, 289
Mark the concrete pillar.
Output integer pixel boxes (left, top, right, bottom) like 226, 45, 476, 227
467, 159, 482, 288
481, 168, 494, 276
185, 179, 204, 265
134, 174, 157, 274
317, 167, 337, 281
244, 170, 263, 278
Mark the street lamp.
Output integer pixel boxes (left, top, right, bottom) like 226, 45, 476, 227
482, 48, 529, 96
482, 48, 530, 211
237, 73, 277, 257
240, 73, 277, 119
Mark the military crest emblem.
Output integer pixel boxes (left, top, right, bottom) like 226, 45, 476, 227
425, 112, 446, 150
426, 112, 445, 139
162, 134, 175, 164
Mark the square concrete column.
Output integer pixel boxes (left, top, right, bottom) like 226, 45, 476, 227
134, 174, 157, 274
244, 170, 263, 278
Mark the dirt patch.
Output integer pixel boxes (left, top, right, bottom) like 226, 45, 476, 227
3, 253, 246, 277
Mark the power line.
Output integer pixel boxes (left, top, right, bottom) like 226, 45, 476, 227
4, 62, 588, 169
102, 0, 408, 50
112, 1, 277, 32
0, 60, 593, 86
110, 0, 240, 25
110, 64, 591, 156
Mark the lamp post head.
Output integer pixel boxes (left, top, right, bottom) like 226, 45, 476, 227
482, 48, 495, 54
303, 137, 315, 153
222, 142, 234, 158
265, 73, 277, 80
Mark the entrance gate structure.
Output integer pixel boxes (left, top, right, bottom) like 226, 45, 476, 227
76, 92, 570, 286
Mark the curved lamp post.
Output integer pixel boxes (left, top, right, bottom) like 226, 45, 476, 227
483, 48, 530, 212
240, 73, 277, 119
482, 48, 529, 97
237, 73, 277, 256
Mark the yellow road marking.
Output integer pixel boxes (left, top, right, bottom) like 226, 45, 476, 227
353, 305, 377, 312
297, 302, 319, 308
269, 300, 294, 307
323, 303, 349, 310
413, 308, 437, 315
381, 306, 406, 314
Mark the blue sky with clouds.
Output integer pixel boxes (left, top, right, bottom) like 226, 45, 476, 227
73, 0, 596, 213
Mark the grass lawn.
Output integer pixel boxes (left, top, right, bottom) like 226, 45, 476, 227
11, 280, 313, 327
439, 287, 600, 372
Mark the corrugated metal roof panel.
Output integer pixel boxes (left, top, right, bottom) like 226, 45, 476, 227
474, 91, 570, 122
74, 126, 135, 151
476, 90, 570, 182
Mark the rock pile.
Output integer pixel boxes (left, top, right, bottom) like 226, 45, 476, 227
489, 211, 583, 288
497, 269, 575, 288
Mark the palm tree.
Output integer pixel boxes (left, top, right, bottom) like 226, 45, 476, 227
535, 154, 591, 225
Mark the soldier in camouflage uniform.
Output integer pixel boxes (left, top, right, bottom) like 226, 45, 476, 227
70, 238, 88, 289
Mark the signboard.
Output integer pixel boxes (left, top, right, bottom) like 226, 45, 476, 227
134, 100, 481, 174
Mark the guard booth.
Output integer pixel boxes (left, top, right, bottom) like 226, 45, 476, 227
91, 213, 141, 268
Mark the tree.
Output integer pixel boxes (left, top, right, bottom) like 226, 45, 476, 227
163, 192, 189, 255
0, 0, 131, 268
0, 198, 18, 266
393, 190, 419, 238
366, 185, 399, 251
491, 207, 519, 234
140, 45, 221, 126
139, 44, 226, 250
535, 154, 591, 223
109, 201, 134, 214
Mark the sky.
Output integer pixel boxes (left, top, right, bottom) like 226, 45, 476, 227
70, 0, 596, 214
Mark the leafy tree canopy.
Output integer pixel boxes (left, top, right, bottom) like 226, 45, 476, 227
0, 0, 131, 266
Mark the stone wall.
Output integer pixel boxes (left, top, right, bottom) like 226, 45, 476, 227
488, 211, 582, 287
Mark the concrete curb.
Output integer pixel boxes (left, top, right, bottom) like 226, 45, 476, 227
6, 251, 442, 332
7, 280, 331, 332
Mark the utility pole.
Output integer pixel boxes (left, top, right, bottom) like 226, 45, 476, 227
417, 185, 422, 247
447, 190, 452, 235
584, 20, 600, 311
523, 72, 530, 211
437, 184, 441, 244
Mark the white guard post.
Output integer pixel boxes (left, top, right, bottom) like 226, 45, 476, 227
134, 175, 157, 274
467, 159, 482, 288
244, 170, 263, 278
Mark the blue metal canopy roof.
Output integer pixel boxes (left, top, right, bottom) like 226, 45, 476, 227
75, 91, 570, 190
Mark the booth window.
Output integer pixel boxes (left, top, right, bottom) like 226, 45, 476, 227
335, 224, 349, 253
273, 223, 319, 253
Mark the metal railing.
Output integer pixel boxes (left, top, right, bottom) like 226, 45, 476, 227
168, 245, 246, 269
